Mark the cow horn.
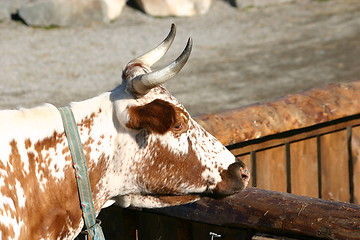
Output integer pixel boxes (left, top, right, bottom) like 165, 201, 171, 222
131, 37, 193, 96
129, 23, 176, 67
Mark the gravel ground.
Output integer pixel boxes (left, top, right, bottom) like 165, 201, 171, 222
0, 0, 359, 115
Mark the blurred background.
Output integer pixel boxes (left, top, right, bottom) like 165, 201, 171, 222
0, 0, 359, 116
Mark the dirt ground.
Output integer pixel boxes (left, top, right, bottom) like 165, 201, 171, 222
0, 0, 359, 116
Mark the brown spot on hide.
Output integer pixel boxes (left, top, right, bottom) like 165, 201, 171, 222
34, 131, 61, 152
25, 138, 32, 149
0, 128, 109, 239
0, 136, 82, 239
157, 195, 200, 205
127, 99, 189, 135
88, 153, 110, 210
79, 113, 96, 131
136, 139, 207, 195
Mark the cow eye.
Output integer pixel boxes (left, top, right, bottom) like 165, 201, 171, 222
173, 121, 187, 133
174, 123, 183, 130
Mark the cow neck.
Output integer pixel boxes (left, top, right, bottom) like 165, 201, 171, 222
58, 106, 106, 240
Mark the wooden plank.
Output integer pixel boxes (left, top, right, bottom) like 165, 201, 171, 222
175, 219, 192, 240
256, 145, 287, 192
195, 81, 360, 147
136, 211, 178, 240
253, 233, 302, 240
352, 126, 360, 204
122, 208, 138, 240
290, 138, 319, 198
150, 188, 360, 240
229, 118, 360, 156
191, 222, 252, 240
319, 130, 350, 202
95, 206, 134, 240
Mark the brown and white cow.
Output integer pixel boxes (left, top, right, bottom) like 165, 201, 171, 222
0, 25, 249, 239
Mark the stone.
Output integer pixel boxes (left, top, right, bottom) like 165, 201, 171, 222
102, 0, 125, 21
0, 0, 30, 22
134, 0, 212, 17
0, 6, 9, 22
234, 0, 294, 8
17, 0, 125, 27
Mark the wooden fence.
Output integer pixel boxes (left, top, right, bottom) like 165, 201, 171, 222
95, 81, 360, 240
196, 81, 360, 204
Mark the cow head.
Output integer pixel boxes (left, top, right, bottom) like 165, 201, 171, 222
110, 24, 250, 208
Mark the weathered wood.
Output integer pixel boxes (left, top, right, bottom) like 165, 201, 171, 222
352, 125, 360, 204
149, 188, 360, 240
252, 233, 301, 240
191, 221, 253, 240
122, 208, 138, 240
228, 117, 360, 156
195, 81, 360, 146
136, 211, 180, 240
94, 207, 133, 240
175, 219, 192, 240
290, 138, 319, 198
255, 146, 287, 192
320, 130, 350, 202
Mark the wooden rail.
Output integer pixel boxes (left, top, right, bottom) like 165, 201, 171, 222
150, 187, 360, 239
194, 81, 360, 204
195, 81, 360, 146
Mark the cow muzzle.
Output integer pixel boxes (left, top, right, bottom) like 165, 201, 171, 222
211, 161, 250, 198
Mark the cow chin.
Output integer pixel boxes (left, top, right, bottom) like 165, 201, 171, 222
115, 194, 201, 208
114, 162, 250, 209
209, 161, 250, 199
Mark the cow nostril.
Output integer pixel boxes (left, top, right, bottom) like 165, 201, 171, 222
242, 173, 249, 180
210, 162, 250, 198
240, 168, 250, 181
227, 162, 250, 182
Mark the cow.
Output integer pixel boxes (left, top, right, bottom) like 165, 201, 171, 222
0, 24, 250, 240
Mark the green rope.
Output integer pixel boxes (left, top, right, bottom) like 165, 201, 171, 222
58, 107, 105, 240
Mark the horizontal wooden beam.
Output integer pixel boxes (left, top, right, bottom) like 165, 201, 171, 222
230, 115, 360, 156
194, 81, 360, 146
148, 188, 360, 239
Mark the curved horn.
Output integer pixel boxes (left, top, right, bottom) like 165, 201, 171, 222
131, 37, 193, 96
129, 23, 176, 67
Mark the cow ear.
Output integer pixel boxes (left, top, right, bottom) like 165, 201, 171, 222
126, 99, 176, 134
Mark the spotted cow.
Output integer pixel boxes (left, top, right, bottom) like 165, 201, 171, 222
0, 25, 250, 239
